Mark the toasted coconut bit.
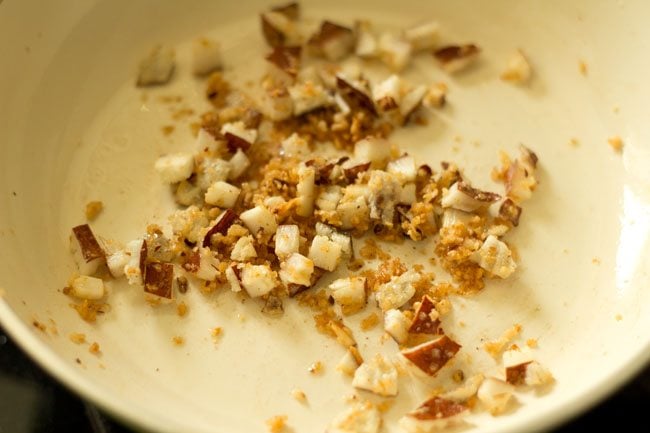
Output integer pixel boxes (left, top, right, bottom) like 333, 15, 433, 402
477, 377, 515, 415
266, 45, 302, 78
499, 199, 522, 227
403, 21, 439, 52
203, 209, 238, 247
399, 397, 467, 432
501, 50, 532, 84
69, 333, 86, 344
308, 21, 355, 61
402, 335, 462, 376
71, 224, 106, 275
441, 181, 500, 212
434, 44, 480, 73
84, 201, 103, 221
352, 353, 398, 397
336, 75, 377, 115
191, 37, 222, 76
471, 235, 517, 279
266, 415, 288, 433
423, 82, 447, 108
136, 45, 175, 86
608, 136, 623, 152
442, 374, 484, 402
408, 295, 440, 334
484, 324, 522, 357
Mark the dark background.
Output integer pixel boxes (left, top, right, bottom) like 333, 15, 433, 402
0, 326, 648, 432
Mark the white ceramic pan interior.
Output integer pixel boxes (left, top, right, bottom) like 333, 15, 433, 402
1, 0, 650, 432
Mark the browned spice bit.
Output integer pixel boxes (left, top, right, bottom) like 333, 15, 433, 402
205, 72, 231, 108
498, 198, 522, 227
262, 295, 284, 316
144, 262, 174, 299
360, 312, 380, 331
266, 45, 302, 78
608, 136, 623, 153
89, 342, 101, 356
308, 21, 355, 61
172, 336, 185, 346
401, 335, 461, 376
242, 108, 263, 129
177, 301, 188, 317
72, 300, 107, 323
84, 201, 103, 221
203, 209, 238, 247
32, 320, 47, 333
408, 295, 440, 334
407, 396, 467, 420
265, 415, 288, 433
161, 125, 175, 136
69, 333, 86, 344
506, 361, 532, 385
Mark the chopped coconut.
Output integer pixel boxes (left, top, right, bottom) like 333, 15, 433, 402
281, 133, 310, 157
352, 354, 398, 397
327, 401, 381, 433
387, 154, 417, 183
401, 335, 461, 376
275, 225, 300, 259
441, 181, 500, 212
296, 164, 316, 216
240, 263, 278, 297
375, 270, 418, 311
355, 21, 378, 58
442, 374, 485, 402
309, 21, 355, 61
71, 276, 105, 300
240, 205, 278, 235
434, 44, 480, 73
225, 265, 242, 292
399, 397, 467, 433
106, 249, 128, 278
308, 235, 343, 271
501, 50, 531, 84
205, 181, 241, 208
123, 239, 146, 285
403, 21, 439, 52
154, 153, 194, 184
336, 349, 360, 376
289, 81, 333, 116
136, 45, 175, 86
329, 277, 366, 311
70, 224, 105, 275
378, 33, 412, 71
191, 37, 222, 76
408, 295, 440, 334
228, 149, 251, 180
384, 309, 410, 344
477, 377, 514, 415
471, 235, 517, 278
279, 253, 314, 286
230, 235, 257, 261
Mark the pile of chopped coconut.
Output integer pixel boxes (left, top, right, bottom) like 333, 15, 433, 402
65, 3, 550, 432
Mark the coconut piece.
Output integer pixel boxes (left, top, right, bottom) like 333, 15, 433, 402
316, 185, 343, 211
336, 75, 377, 115
376, 270, 418, 311
308, 235, 343, 271
70, 224, 105, 275
275, 225, 300, 259
408, 295, 440, 334
230, 235, 257, 261
289, 81, 334, 116
504, 145, 538, 203
399, 396, 467, 433
260, 3, 300, 48
220, 121, 257, 153
240, 263, 278, 297
477, 377, 514, 415
196, 158, 231, 191
195, 128, 224, 153
399, 184, 417, 205
136, 45, 175, 86
503, 348, 553, 386
441, 181, 501, 212
240, 205, 278, 235
373, 75, 402, 111
355, 21, 378, 58
225, 264, 242, 292
498, 198, 522, 227
434, 44, 480, 73
228, 149, 251, 180
279, 253, 314, 286
154, 153, 194, 184
384, 309, 410, 344
315, 223, 352, 258
501, 49, 531, 84
353, 137, 391, 165
329, 277, 366, 311
352, 354, 398, 397
144, 262, 174, 299
403, 21, 439, 52
281, 133, 310, 157
261, 84, 294, 121
327, 401, 381, 433
203, 209, 238, 247
191, 37, 222, 76
184, 247, 219, 281
471, 235, 517, 279
266, 45, 301, 84
378, 33, 412, 71
70, 276, 105, 300
205, 181, 241, 208
123, 239, 147, 286
343, 162, 371, 183
440, 208, 475, 229
400, 85, 427, 121
387, 154, 417, 183
367, 170, 401, 226
442, 374, 485, 402
423, 82, 447, 108
106, 249, 129, 278
336, 349, 360, 376
401, 335, 461, 376
308, 21, 355, 61
174, 181, 202, 206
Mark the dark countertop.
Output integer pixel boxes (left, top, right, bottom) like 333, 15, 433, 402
1, 326, 648, 432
